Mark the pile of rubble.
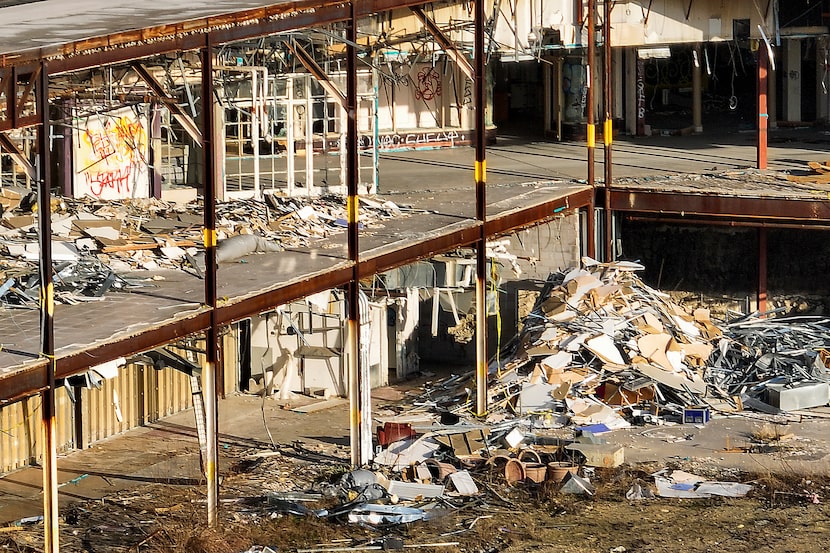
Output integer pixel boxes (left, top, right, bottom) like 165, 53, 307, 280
0, 187, 407, 306
422, 258, 830, 427
307, 258, 829, 528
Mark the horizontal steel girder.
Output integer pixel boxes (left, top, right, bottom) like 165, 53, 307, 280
0, 187, 590, 402
609, 189, 830, 222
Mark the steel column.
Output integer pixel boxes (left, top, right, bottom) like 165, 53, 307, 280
474, 0, 488, 417
758, 227, 768, 314
345, 3, 364, 467
36, 62, 59, 553
586, 0, 596, 188
602, 0, 613, 261
757, 44, 768, 170
200, 37, 220, 528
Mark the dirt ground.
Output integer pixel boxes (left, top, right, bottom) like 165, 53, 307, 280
2, 400, 829, 553
2, 451, 828, 553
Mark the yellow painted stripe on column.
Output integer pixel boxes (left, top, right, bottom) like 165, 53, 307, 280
604, 119, 613, 147
587, 124, 596, 148
203, 228, 217, 248
41, 282, 54, 317
347, 195, 358, 224
475, 160, 486, 183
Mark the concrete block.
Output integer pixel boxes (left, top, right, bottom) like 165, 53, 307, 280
765, 381, 830, 411
565, 443, 624, 467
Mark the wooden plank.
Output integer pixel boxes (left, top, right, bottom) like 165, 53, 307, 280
102, 240, 196, 253
290, 397, 347, 413
785, 173, 830, 184
806, 161, 830, 173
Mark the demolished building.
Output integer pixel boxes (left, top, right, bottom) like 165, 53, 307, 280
0, 1, 830, 551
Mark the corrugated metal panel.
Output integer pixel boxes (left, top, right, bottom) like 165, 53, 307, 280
0, 389, 73, 474
0, 396, 39, 474
0, 332, 238, 474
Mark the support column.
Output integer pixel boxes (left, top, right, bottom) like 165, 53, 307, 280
757, 43, 769, 170
692, 44, 703, 133
150, 102, 163, 198
346, 3, 365, 466
602, 1, 613, 262
768, 56, 777, 128
37, 61, 59, 553
783, 40, 801, 123
474, 0, 488, 417
543, 63, 552, 136
556, 58, 564, 140
758, 227, 768, 314
201, 36, 220, 528
625, 48, 637, 135
819, 40, 829, 123
586, 0, 596, 186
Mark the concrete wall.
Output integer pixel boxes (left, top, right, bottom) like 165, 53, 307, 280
419, 213, 582, 365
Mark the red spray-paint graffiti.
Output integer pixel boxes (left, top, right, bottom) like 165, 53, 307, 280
75, 109, 149, 199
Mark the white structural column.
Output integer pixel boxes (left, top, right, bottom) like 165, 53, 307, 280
625, 48, 637, 136
783, 39, 802, 123
692, 44, 702, 133
818, 39, 829, 123
768, 55, 777, 128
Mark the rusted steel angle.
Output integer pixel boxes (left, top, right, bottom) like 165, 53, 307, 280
485, 187, 593, 237
609, 189, 830, 221
284, 40, 346, 109
410, 6, 475, 80
131, 62, 203, 146
53, 310, 212, 379
41, 0, 431, 75
0, 361, 49, 404
0, 131, 36, 179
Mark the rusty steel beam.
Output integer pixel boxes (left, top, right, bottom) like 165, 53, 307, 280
131, 62, 203, 146
35, 0, 433, 76
484, 188, 593, 237
0, 131, 36, 180
54, 311, 213, 379
410, 6, 475, 81
0, 361, 48, 404
4, 186, 592, 402
610, 189, 830, 221
215, 265, 355, 326
624, 214, 830, 231
284, 40, 347, 110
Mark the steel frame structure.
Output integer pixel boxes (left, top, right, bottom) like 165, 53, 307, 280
0, 0, 828, 548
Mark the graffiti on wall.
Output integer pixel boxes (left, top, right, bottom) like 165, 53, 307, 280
414, 67, 442, 100
356, 129, 466, 150
636, 58, 646, 135
562, 59, 587, 123
74, 107, 149, 199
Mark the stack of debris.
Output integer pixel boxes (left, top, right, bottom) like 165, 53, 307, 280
0, 189, 408, 305
419, 258, 830, 427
